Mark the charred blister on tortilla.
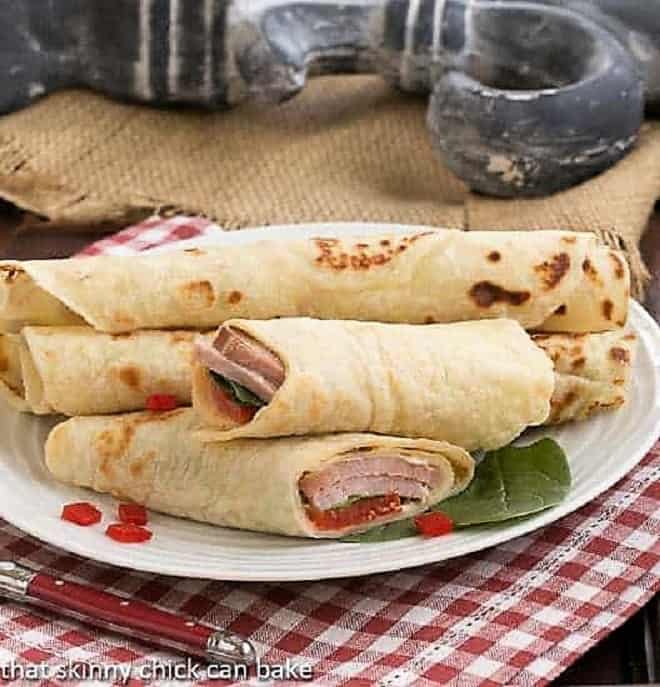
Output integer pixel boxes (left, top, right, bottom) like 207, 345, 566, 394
312, 233, 435, 271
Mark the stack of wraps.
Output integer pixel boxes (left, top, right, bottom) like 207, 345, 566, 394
0, 229, 636, 538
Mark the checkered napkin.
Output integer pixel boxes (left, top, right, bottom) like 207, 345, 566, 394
0, 216, 658, 687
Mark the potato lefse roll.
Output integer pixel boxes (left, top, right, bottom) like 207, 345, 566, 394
1, 230, 628, 334
45, 409, 474, 539
0, 327, 208, 415
0, 324, 635, 429
534, 330, 637, 424
193, 318, 556, 450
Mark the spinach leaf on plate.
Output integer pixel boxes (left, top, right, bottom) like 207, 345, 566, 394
343, 438, 571, 543
439, 438, 571, 526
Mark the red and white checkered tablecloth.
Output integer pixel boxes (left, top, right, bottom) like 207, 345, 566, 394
0, 216, 658, 686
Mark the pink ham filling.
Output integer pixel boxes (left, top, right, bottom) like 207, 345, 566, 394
299, 453, 441, 511
196, 327, 285, 402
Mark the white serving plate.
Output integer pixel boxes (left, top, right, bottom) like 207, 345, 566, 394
0, 223, 658, 581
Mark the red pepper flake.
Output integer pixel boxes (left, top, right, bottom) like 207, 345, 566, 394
61, 502, 102, 527
414, 512, 454, 537
145, 394, 178, 412
118, 503, 148, 526
106, 523, 153, 544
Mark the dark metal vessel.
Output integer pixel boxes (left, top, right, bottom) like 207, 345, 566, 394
2, 0, 657, 197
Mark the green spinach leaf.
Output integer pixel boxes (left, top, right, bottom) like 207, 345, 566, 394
342, 438, 571, 543
439, 438, 571, 526
209, 371, 265, 407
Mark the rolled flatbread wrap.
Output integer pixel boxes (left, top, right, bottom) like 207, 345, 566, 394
0, 327, 207, 415
0, 333, 27, 412
193, 318, 555, 450
45, 409, 474, 538
534, 330, 637, 424
1, 325, 635, 427
0, 230, 628, 334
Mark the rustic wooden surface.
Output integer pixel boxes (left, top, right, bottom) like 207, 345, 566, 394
0, 203, 657, 685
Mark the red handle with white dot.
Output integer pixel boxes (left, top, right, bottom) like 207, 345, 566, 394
30, 573, 214, 651
0, 563, 255, 663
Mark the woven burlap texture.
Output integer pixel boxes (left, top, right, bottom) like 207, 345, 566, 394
0, 75, 658, 293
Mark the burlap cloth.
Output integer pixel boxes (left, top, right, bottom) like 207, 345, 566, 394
0, 75, 659, 295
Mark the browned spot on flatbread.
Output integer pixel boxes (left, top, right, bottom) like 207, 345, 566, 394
609, 252, 626, 279
169, 331, 195, 344
129, 451, 156, 478
111, 333, 132, 340
469, 282, 531, 308
96, 425, 135, 478
623, 334, 636, 342
535, 333, 584, 344
133, 408, 187, 425
178, 280, 216, 308
582, 258, 604, 287
117, 365, 141, 390
0, 353, 7, 373
407, 232, 434, 243
183, 248, 206, 256
571, 357, 586, 371
487, 251, 501, 262
588, 399, 624, 414
561, 236, 577, 244
616, 319, 626, 327
535, 253, 570, 289
227, 290, 243, 304
314, 234, 432, 271
112, 311, 137, 329
0, 265, 22, 284
602, 299, 614, 320
610, 347, 630, 364
550, 390, 578, 420
424, 316, 435, 324
554, 305, 567, 316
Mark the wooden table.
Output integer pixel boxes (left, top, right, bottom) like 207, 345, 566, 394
0, 204, 658, 685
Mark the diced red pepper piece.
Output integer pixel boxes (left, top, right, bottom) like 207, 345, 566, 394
145, 394, 178, 412
414, 511, 454, 537
61, 502, 102, 527
209, 382, 258, 424
106, 523, 153, 544
118, 503, 148, 526
307, 494, 402, 531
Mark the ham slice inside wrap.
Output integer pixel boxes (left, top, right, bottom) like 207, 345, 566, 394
299, 453, 441, 511
195, 327, 284, 403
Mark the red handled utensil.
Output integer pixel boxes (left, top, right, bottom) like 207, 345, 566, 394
0, 561, 256, 665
